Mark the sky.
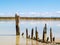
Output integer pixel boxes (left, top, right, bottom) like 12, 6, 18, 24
0, 0, 60, 39
0, 0, 60, 17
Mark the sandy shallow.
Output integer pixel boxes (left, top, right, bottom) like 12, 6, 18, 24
0, 36, 60, 45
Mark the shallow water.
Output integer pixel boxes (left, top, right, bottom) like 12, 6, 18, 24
0, 36, 59, 45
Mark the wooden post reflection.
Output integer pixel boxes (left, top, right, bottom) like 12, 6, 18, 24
36, 41, 39, 45
31, 40, 33, 45
26, 39, 29, 45
16, 36, 20, 45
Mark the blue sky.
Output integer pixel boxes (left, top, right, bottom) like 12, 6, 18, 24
0, 0, 60, 17
0, 0, 60, 39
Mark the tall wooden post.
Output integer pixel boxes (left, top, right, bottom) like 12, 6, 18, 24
15, 14, 20, 35
35, 27, 38, 40
31, 28, 34, 39
43, 24, 47, 42
26, 28, 28, 38
50, 27, 53, 42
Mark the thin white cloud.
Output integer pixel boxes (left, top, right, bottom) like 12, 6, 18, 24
29, 12, 39, 14
56, 11, 60, 14
19, 11, 60, 17
0, 13, 14, 17
0, 11, 60, 17
0, 13, 5, 15
20, 12, 25, 15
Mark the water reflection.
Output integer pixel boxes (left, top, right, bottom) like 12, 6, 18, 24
15, 36, 59, 45
26, 39, 34, 45
26, 39, 29, 45
16, 36, 20, 45
31, 40, 33, 45
36, 41, 39, 45
26, 38, 40, 45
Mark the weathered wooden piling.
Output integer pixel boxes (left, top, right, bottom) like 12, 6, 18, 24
47, 37, 49, 42
35, 27, 38, 40
43, 24, 47, 42
26, 28, 28, 38
15, 14, 20, 35
50, 27, 53, 42
53, 37, 55, 43
31, 28, 34, 39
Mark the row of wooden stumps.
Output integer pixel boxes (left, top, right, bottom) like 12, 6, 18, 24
15, 14, 55, 43
26, 24, 55, 43
26, 27, 38, 40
